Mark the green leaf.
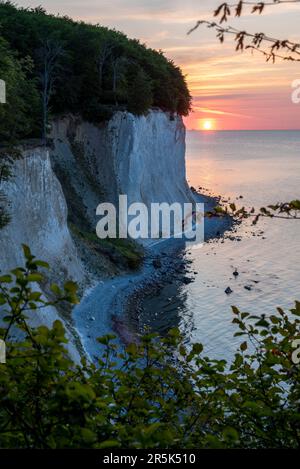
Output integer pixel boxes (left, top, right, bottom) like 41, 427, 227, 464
0, 275, 12, 283
64, 281, 78, 294
240, 341, 248, 351
35, 260, 49, 269
29, 291, 42, 301
192, 343, 203, 355
50, 284, 61, 296
232, 306, 240, 315
27, 273, 43, 282
22, 244, 32, 259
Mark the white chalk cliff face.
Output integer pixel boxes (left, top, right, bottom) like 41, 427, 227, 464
0, 147, 85, 281
106, 110, 193, 207
50, 110, 194, 228
0, 148, 85, 362
0, 110, 193, 358
0, 111, 193, 279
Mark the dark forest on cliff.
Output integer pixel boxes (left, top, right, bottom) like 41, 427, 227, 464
0, 1, 191, 145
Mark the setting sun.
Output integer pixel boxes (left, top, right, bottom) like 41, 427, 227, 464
200, 119, 215, 131
203, 120, 212, 130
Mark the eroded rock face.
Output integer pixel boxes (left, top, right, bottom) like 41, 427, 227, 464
0, 147, 85, 362
0, 147, 84, 283
50, 110, 193, 229
2, 111, 184, 275
0, 110, 193, 359
107, 110, 192, 208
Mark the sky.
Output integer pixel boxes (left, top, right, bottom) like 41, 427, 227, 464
16, 0, 300, 130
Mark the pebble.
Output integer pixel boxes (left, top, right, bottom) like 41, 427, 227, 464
182, 277, 193, 285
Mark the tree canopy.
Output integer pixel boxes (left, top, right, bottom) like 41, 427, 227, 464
0, 1, 191, 142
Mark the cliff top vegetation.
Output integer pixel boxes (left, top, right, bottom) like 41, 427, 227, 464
0, 1, 191, 144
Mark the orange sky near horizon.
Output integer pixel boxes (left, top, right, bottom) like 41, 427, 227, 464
183, 46, 300, 131
17, 0, 300, 130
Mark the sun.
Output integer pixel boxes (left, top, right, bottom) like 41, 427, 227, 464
203, 120, 212, 130
202, 119, 214, 131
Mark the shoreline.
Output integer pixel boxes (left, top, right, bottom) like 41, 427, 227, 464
73, 193, 233, 361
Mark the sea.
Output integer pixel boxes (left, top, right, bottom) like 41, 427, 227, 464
141, 130, 300, 361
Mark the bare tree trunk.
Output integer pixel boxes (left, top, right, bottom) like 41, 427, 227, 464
42, 63, 48, 143
112, 57, 129, 105
96, 42, 114, 90
38, 39, 65, 144
112, 61, 118, 105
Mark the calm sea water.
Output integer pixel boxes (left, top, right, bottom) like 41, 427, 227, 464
142, 130, 300, 360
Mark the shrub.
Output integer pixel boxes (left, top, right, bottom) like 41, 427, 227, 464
0, 246, 299, 448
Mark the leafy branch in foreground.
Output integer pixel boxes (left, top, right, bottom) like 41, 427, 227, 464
0, 246, 299, 448
207, 199, 300, 224
188, 1, 300, 62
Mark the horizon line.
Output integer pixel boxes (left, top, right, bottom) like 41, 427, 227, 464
188, 128, 300, 132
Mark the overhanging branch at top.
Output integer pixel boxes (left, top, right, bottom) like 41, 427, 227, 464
188, 1, 300, 62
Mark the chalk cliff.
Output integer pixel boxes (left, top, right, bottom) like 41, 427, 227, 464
0, 110, 194, 358
0, 147, 85, 281
0, 147, 85, 362
50, 110, 193, 228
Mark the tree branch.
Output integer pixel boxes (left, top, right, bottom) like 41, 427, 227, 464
188, 20, 300, 62
213, 1, 300, 23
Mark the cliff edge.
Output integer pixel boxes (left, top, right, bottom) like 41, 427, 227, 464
0, 110, 194, 358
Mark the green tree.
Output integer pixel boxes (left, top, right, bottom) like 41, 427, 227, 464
0, 2, 191, 126
0, 35, 40, 229
36, 38, 66, 141
0, 36, 39, 144
127, 68, 153, 116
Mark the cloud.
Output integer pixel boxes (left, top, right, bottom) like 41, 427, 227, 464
193, 106, 253, 119
193, 94, 260, 101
